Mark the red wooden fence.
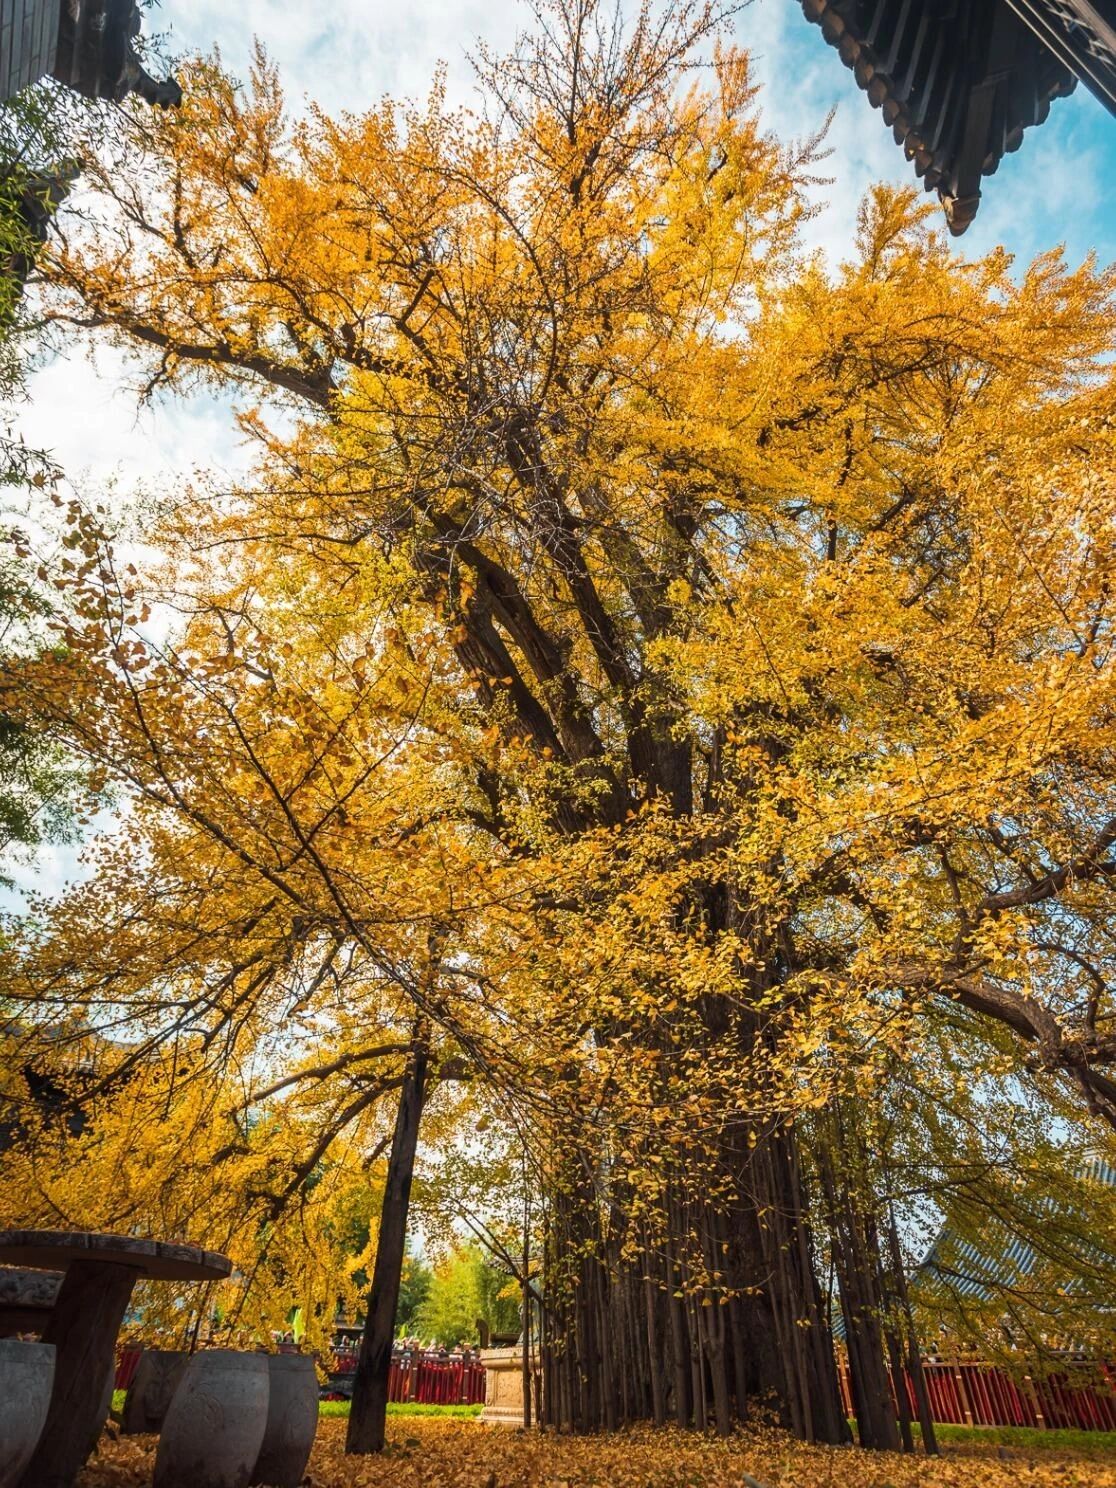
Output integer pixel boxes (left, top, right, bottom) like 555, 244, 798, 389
114, 1347, 143, 1390
118, 1341, 1115, 1429
116, 1343, 486, 1405
836, 1356, 1116, 1432
327, 1345, 486, 1405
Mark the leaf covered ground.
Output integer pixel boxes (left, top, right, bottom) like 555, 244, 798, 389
77, 1417, 1116, 1488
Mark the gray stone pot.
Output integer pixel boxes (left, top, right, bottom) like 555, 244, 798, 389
250, 1354, 318, 1487
154, 1350, 270, 1488
0, 1338, 55, 1488
122, 1348, 189, 1434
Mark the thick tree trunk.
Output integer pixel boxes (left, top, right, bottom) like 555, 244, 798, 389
346, 1042, 428, 1455
540, 1119, 848, 1444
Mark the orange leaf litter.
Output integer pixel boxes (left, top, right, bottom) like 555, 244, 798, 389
77, 1417, 1116, 1488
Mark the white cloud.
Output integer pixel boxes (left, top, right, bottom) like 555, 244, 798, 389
19, 343, 249, 495
741, 0, 904, 260
161, 0, 525, 113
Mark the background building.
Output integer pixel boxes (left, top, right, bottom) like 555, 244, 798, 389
801, 1, 1116, 231
1, 0, 179, 106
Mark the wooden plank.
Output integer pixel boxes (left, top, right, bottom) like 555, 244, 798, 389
0, 0, 56, 99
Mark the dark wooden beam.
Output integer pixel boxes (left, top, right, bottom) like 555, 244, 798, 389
1004, 1, 1116, 113
800, 0, 1091, 232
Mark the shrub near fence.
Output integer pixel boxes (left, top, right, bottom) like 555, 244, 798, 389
836, 1356, 1116, 1433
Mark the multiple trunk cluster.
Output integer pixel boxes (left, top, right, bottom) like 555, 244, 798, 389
346, 1033, 938, 1455
535, 1127, 939, 1450
537, 1125, 848, 1442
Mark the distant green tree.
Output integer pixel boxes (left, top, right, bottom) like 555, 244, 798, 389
395, 1244, 433, 1336
414, 1243, 520, 1348
0, 86, 88, 880
325, 1188, 431, 1334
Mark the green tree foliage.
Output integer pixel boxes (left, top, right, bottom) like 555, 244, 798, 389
0, 86, 90, 877
414, 1243, 520, 1347
397, 1245, 434, 1336
1, 86, 77, 404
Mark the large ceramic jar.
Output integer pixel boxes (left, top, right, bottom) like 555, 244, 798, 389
0, 1338, 55, 1488
154, 1350, 269, 1488
250, 1354, 319, 1487
122, 1349, 189, 1434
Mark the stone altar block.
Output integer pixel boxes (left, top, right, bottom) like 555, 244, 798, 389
478, 1345, 541, 1427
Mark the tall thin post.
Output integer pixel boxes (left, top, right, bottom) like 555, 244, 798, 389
522, 1189, 532, 1429
346, 1039, 428, 1454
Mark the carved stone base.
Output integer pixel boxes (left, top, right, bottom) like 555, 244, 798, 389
0, 1267, 61, 1338
478, 1346, 541, 1427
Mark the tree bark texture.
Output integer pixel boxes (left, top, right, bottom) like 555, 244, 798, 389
538, 1118, 852, 1444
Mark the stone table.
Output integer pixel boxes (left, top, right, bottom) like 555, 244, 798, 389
0, 1230, 230, 1488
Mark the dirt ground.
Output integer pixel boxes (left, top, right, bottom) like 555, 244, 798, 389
76, 1415, 1116, 1487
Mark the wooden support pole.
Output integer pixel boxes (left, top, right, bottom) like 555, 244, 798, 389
1023, 1373, 1047, 1430
952, 1360, 974, 1428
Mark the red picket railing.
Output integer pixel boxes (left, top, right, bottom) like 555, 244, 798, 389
117, 1341, 486, 1406
114, 1346, 143, 1390
328, 1344, 486, 1406
836, 1355, 1116, 1432
389, 1353, 486, 1405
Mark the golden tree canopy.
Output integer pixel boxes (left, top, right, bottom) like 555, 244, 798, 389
3, 0, 1116, 1372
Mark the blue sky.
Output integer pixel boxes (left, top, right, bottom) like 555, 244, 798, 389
148, 0, 1116, 267
9, 0, 1116, 901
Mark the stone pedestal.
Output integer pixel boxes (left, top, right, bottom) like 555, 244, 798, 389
0, 1340, 55, 1488
154, 1350, 269, 1488
478, 1346, 541, 1427
122, 1350, 189, 1435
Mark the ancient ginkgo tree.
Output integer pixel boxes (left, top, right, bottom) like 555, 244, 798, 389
4, 0, 1116, 1455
